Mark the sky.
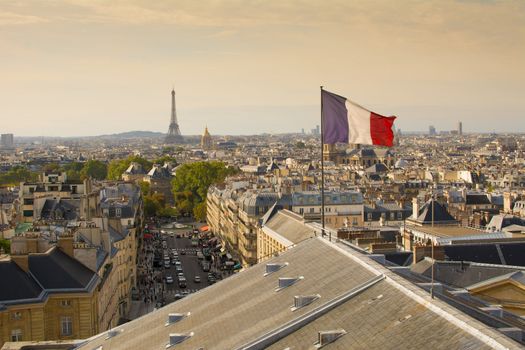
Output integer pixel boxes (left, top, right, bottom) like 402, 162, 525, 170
0, 0, 524, 136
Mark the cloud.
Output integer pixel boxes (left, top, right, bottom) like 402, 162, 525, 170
0, 11, 47, 25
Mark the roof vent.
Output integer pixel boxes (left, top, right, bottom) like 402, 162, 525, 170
264, 262, 288, 276
315, 329, 347, 348
291, 294, 320, 311
166, 332, 194, 348
105, 329, 123, 340
276, 276, 304, 291
165, 312, 191, 326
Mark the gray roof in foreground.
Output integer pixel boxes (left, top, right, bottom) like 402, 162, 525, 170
262, 209, 316, 244
76, 238, 521, 350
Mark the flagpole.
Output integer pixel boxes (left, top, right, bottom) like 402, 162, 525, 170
320, 86, 327, 240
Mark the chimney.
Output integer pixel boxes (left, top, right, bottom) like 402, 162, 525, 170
504, 192, 512, 213
58, 234, 74, 258
412, 197, 420, 219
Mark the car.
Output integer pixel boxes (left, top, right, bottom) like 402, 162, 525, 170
176, 265, 183, 272
174, 293, 183, 300
194, 276, 201, 283
165, 276, 174, 284
181, 290, 190, 296
177, 272, 184, 279
178, 277, 187, 288
175, 261, 182, 266
171, 259, 176, 265
164, 263, 171, 269
180, 250, 186, 255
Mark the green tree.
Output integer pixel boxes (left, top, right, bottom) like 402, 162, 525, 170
171, 161, 238, 216
0, 166, 38, 186
0, 239, 10, 254
81, 160, 108, 180
42, 163, 61, 173
138, 181, 151, 196
107, 156, 152, 180
295, 141, 306, 149
193, 202, 207, 222
144, 195, 162, 217
153, 155, 177, 166
62, 162, 84, 182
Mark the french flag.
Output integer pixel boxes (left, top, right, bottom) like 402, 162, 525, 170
322, 89, 396, 147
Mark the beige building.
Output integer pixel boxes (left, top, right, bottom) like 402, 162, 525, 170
0, 240, 100, 348
18, 172, 90, 223
291, 190, 364, 229
257, 209, 316, 263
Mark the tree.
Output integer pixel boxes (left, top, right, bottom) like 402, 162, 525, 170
81, 160, 108, 180
153, 155, 177, 166
0, 166, 38, 186
171, 161, 238, 216
144, 195, 162, 217
63, 162, 84, 182
295, 141, 306, 149
138, 181, 151, 196
107, 156, 152, 180
0, 239, 10, 254
42, 163, 61, 173
193, 202, 207, 222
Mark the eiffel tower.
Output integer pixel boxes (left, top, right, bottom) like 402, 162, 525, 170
165, 89, 184, 143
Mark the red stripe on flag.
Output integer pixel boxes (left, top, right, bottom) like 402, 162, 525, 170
370, 113, 396, 147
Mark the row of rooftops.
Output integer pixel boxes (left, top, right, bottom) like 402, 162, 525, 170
72, 236, 522, 350
0, 246, 99, 309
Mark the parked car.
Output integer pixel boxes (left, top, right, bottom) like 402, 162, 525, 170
176, 265, 183, 272
174, 293, 183, 300
166, 275, 174, 284
194, 275, 201, 283
178, 277, 187, 288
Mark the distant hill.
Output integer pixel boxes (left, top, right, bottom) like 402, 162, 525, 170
98, 130, 165, 138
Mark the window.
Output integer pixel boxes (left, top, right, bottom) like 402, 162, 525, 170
309, 208, 314, 213
61, 316, 73, 336
11, 311, 22, 320
352, 218, 358, 226
11, 329, 22, 342
299, 208, 304, 215
367, 213, 372, 220
60, 300, 72, 308
116, 208, 122, 218
397, 212, 403, 220
390, 212, 395, 220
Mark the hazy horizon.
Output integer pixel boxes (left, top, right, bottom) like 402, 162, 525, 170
1, 0, 524, 137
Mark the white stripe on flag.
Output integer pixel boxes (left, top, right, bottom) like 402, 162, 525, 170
345, 100, 373, 144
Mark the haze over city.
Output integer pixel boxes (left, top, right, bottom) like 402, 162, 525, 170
1, 0, 524, 136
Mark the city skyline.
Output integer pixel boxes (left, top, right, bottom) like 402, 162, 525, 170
1, 0, 524, 136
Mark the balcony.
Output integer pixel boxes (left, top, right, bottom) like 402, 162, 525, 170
244, 243, 257, 252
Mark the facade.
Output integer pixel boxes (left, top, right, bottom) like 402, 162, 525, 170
142, 164, 173, 205
323, 144, 395, 168
0, 134, 14, 149
206, 185, 281, 266
257, 209, 316, 263
18, 172, 89, 223
291, 190, 364, 229
0, 242, 99, 347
